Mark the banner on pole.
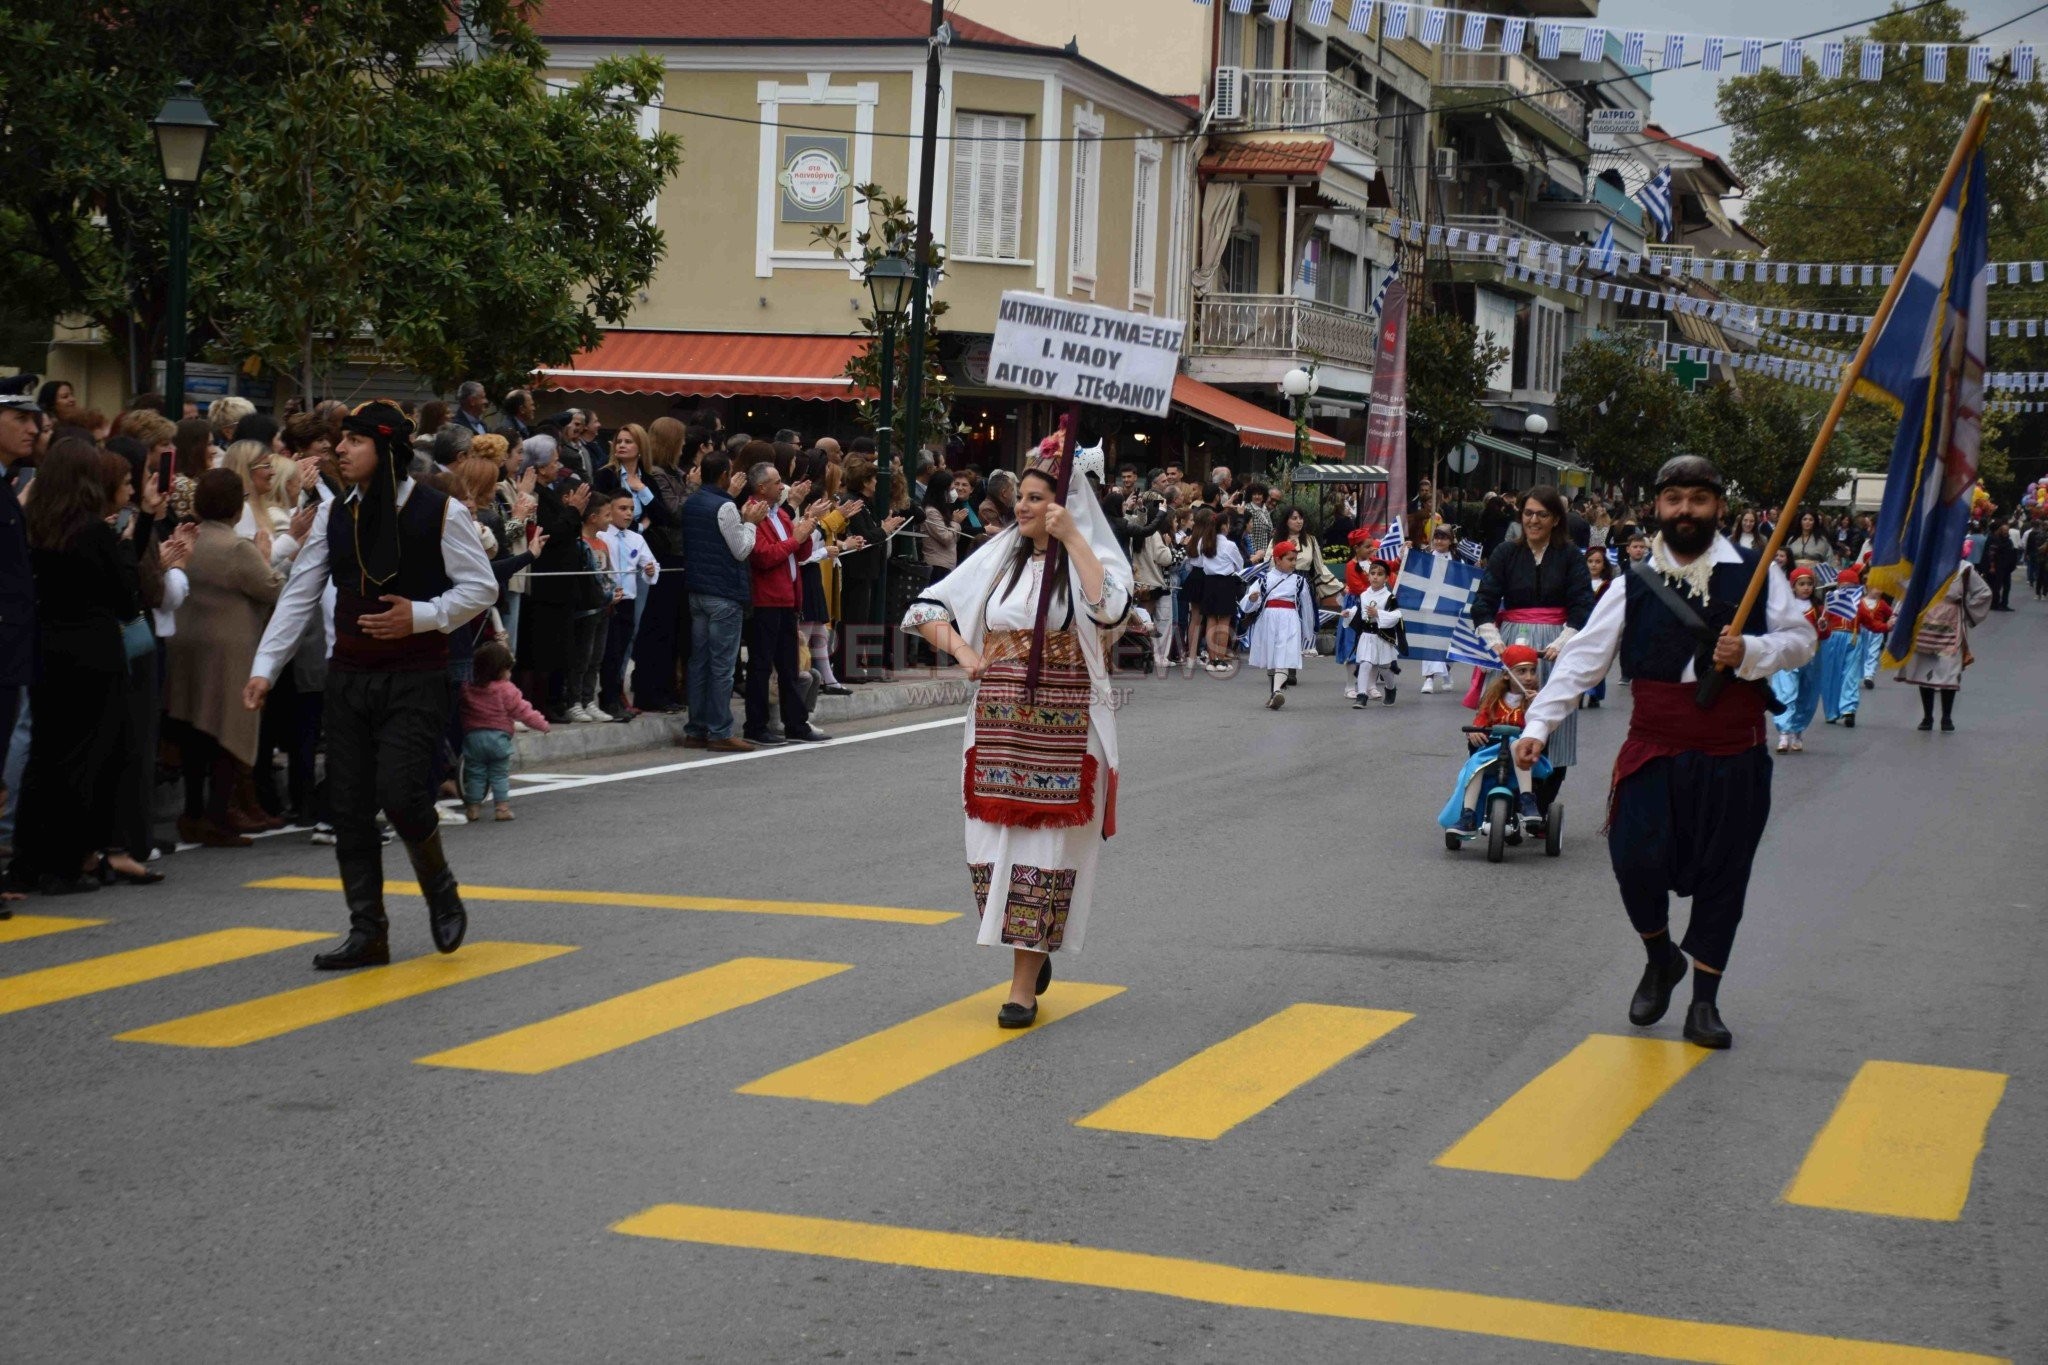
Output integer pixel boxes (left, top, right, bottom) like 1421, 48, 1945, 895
1365, 279, 1410, 515
988, 292, 1185, 417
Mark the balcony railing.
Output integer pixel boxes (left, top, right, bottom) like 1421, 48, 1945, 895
1222, 69, 1378, 157
1192, 293, 1379, 371
1437, 48, 1587, 141
1441, 213, 1561, 261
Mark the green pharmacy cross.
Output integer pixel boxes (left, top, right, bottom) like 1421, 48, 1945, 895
1665, 354, 1710, 392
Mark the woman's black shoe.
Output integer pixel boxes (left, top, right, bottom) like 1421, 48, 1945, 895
1035, 956, 1052, 996
98, 857, 165, 886
1940, 718, 1955, 732
1917, 717, 1934, 731
996, 1001, 1038, 1029
36, 874, 101, 897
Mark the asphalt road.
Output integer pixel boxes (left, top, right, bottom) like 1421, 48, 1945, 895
3, 602, 2043, 1364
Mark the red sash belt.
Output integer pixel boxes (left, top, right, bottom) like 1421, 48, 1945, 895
1264, 599, 1296, 610
1499, 607, 1567, 625
1612, 679, 1767, 792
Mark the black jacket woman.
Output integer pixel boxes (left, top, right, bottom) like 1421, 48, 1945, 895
1469, 484, 1596, 821
513, 436, 594, 714
8, 438, 141, 895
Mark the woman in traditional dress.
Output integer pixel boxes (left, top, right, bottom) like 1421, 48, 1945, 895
1469, 484, 1595, 828
903, 445, 1132, 1029
1895, 558, 1991, 732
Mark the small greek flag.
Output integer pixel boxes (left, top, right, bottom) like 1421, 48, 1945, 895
1456, 537, 1484, 564
1637, 167, 1674, 242
1592, 220, 1615, 271
1446, 618, 1501, 670
1377, 517, 1406, 561
1811, 563, 1839, 586
1606, 545, 1621, 565
1824, 584, 1864, 622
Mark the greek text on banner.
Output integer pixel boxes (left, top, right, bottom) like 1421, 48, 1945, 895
987, 291, 1185, 418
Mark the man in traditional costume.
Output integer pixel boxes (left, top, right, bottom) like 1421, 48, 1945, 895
1514, 457, 1815, 1049
1239, 540, 1317, 710
246, 401, 498, 969
903, 438, 1132, 1029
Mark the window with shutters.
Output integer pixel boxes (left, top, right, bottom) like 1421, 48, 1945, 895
1129, 141, 1161, 309
948, 112, 1027, 262
1069, 109, 1103, 293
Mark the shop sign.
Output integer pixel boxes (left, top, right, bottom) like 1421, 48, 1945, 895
988, 291, 1183, 417
779, 136, 852, 223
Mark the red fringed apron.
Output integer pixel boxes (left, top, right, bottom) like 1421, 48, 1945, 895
965, 629, 1100, 830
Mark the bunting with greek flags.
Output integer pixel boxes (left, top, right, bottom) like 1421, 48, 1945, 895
1861, 148, 1990, 667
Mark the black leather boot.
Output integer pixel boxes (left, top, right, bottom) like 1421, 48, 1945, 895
1683, 1000, 1733, 1049
314, 849, 390, 970
1628, 950, 1688, 1026
405, 830, 468, 954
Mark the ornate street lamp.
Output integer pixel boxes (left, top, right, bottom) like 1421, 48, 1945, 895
1522, 411, 1549, 490
864, 252, 916, 676
150, 81, 218, 420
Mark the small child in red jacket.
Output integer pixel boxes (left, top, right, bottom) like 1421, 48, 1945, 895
460, 640, 550, 822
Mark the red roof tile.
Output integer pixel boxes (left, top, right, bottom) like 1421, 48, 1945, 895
1198, 138, 1334, 179
529, 0, 1030, 46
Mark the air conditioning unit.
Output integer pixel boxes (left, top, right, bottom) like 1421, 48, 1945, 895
1433, 146, 1458, 181
1213, 65, 1246, 123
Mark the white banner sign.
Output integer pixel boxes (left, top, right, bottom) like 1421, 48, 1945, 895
988, 291, 1185, 417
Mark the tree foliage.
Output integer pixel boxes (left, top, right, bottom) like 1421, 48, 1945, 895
815, 184, 954, 449
1715, 1, 2048, 494
0, 0, 681, 395
1557, 334, 1687, 488
1406, 309, 1508, 469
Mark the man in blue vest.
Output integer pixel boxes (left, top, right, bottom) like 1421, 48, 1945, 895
1514, 456, 1814, 1049
245, 401, 498, 970
678, 451, 767, 752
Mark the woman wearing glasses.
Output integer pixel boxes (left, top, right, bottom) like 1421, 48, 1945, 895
1469, 484, 1597, 831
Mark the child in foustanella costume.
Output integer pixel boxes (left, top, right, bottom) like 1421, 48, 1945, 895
1239, 540, 1319, 709
1350, 558, 1403, 706
1513, 456, 1815, 1049
1336, 529, 1374, 697
902, 439, 1133, 1029
245, 402, 498, 969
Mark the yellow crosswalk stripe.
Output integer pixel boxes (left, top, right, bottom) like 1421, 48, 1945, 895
1783, 1060, 2008, 1221
0, 914, 106, 946
613, 1204, 2005, 1364
738, 982, 1124, 1105
247, 877, 957, 926
417, 957, 851, 1074
1075, 1003, 1412, 1140
0, 928, 331, 1017
1435, 1034, 1711, 1181
115, 942, 575, 1048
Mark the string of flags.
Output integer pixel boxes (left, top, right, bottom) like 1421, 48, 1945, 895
1386, 217, 2048, 289
1195, 2, 2039, 87
1506, 262, 1876, 333
1658, 340, 1841, 391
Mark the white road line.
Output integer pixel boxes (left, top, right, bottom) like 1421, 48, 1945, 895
494, 715, 969, 798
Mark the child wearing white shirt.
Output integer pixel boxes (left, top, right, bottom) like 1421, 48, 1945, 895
598, 491, 659, 717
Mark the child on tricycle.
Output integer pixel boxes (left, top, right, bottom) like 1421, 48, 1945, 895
1439, 645, 1561, 861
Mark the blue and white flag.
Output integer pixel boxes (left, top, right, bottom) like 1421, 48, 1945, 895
1592, 220, 1615, 271
1456, 537, 1484, 564
1637, 167, 1674, 242
1811, 563, 1839, 586
1394, 549, 1486, 663
1605, 545, 1621, 565
1377, 517, 1406, 561
1863, 146, 1990, 665
1824, 584, 1864, 622
1445, 617, 1502, 670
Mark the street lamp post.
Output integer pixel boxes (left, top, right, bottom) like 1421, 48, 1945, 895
1522, 412, 1549, 492
1281, 363, 1318, 487
150, 81, 218, 421
864, 253, 916, 678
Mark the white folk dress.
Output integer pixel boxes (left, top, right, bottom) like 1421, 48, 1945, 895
903, 511, 1132, 957
1352, 585, 1402, 687
1238, 565, 1316, 672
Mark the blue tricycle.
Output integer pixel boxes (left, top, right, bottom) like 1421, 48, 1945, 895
1439, 724, 1562, 862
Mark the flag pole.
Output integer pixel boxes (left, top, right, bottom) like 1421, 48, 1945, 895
1701, 90, 1996, 703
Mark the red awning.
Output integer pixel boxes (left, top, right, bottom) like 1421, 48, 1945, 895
1173, 375, 1344, 455
538, 330, 872, 401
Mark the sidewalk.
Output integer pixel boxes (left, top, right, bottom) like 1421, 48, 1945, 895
517, 676, 974, 764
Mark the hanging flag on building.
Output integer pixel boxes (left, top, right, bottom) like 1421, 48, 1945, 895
1863, 147, 1991, 665
1637, 166, 1673, 241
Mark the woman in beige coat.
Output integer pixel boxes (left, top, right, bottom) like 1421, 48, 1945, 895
165, 469, 284, 846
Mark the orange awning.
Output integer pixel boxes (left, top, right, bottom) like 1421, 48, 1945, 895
1173, 375, 1345, 455
538, 330, 872, 401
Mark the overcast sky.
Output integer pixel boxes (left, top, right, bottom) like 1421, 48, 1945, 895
1598, 0, 2048, 177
